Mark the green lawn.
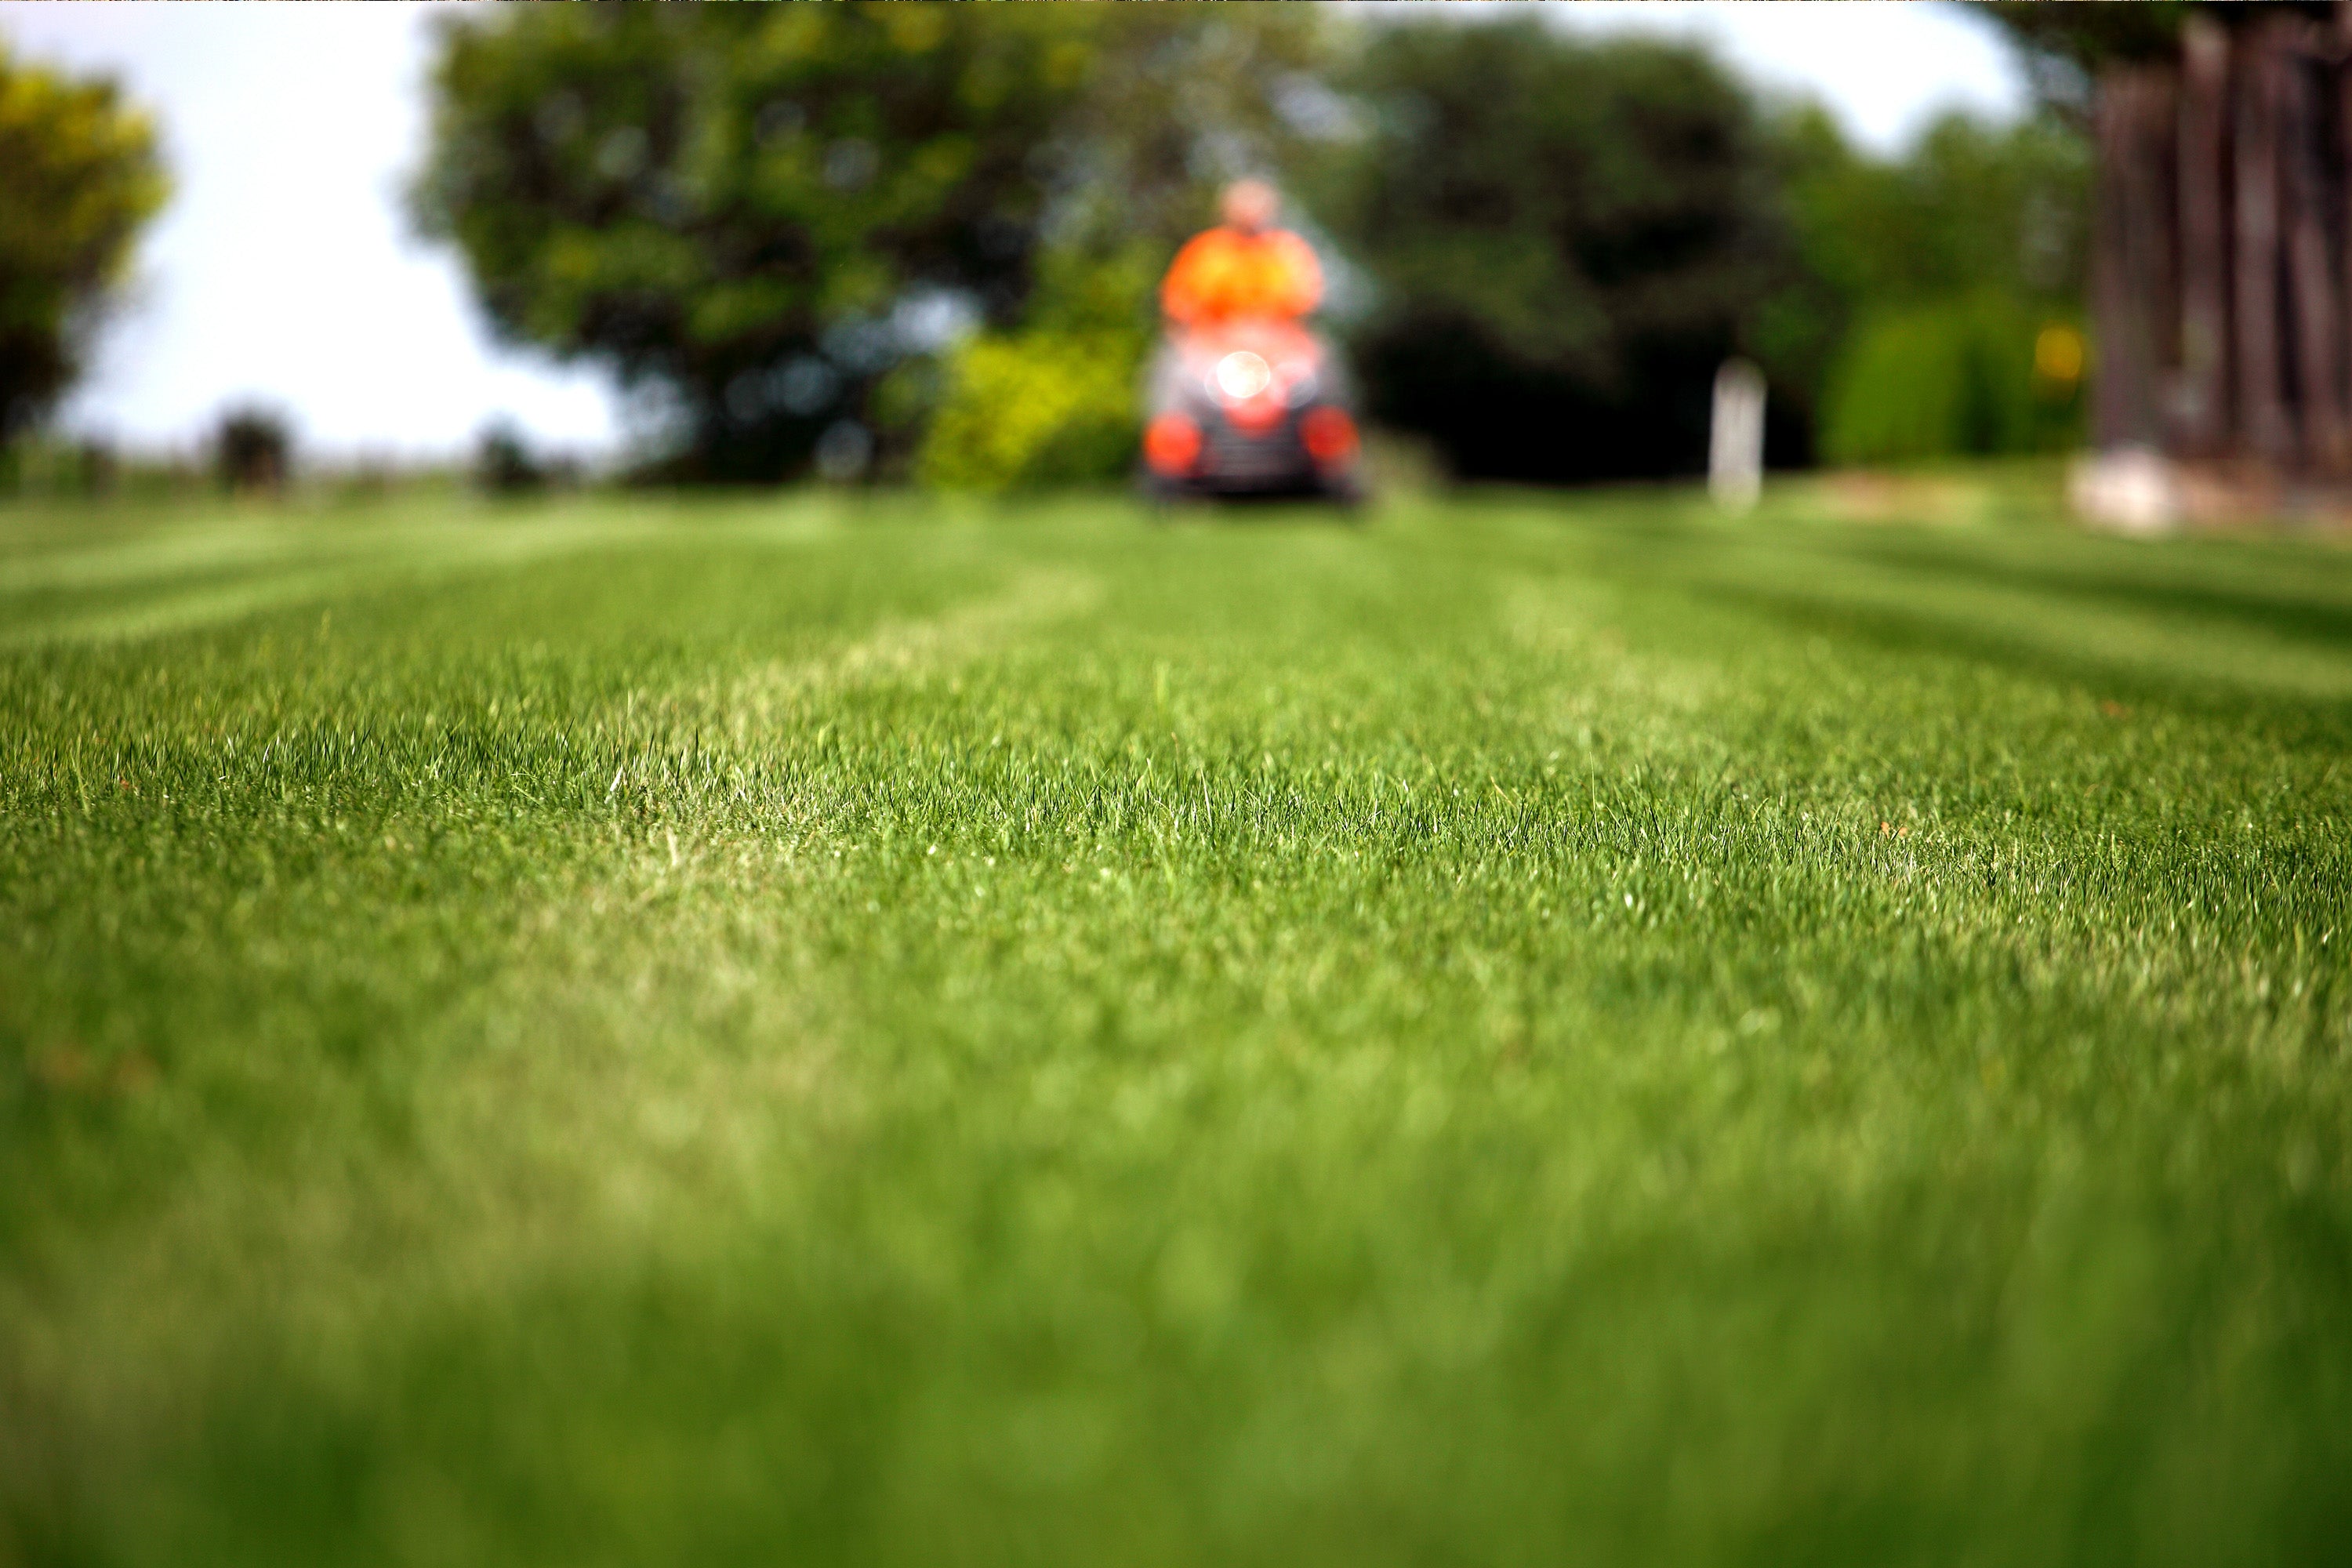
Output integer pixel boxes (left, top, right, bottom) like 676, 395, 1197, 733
3, 479, 2349, 1565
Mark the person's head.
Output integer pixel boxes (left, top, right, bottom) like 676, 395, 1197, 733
1219, 179, 1280, 235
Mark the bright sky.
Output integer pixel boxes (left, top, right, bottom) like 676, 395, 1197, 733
0, 1, 2028, 463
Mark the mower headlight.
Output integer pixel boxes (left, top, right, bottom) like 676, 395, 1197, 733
1214, 350, 1272, 401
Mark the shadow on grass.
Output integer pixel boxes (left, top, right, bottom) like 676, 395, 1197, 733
1832, 535, 2352, 653
1686, 575, 2352, 757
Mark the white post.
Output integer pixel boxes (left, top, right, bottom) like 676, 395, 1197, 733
1708, 358, 1766, 511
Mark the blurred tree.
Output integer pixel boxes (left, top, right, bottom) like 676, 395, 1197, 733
416, 4, 1335, 488
1035, 6, 1334, 262
1784, 111, 2089, 314
473, 416, 545, 495
415, 5, 1138, 483
1788, 110, 2090, 463
214, 405, 290, 495
916, 330, 1138, 492
916, 245, 1158, 492
1820, 295, 2077, 465
0, 42, 167, 448
1318, 21, 1797, 483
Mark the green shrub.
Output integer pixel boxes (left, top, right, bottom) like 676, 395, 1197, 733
916, 331, 1142, 492
1822, 294, 2081, 465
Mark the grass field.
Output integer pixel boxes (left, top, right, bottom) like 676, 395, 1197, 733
4, 477, 2350, 1565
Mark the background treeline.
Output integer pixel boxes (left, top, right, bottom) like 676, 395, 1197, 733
0, 38, 165, 491
1312, 25, 2088, 482
4, 9, 2091, 497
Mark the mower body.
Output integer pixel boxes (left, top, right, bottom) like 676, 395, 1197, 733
1140, 319, 1363, 503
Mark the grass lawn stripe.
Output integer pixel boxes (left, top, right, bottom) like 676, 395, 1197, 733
2, 484, 2348, 1564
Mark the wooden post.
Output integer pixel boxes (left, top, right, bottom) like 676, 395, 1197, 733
2336, 2, 2352, 467
2279, 21, 2347, 472
1708, 358, 1765, 511
2092, 71, 2170, 450
2175, 16, 2231, 456
2232, 21, 2294, 467
2126, 71, 2180, 424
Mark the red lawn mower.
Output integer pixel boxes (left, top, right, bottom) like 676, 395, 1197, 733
1139, 318, 1364, 505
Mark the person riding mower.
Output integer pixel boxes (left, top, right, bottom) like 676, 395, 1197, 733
1141, 180, 1365, 504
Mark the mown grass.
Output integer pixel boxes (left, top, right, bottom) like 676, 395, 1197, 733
2, 478, 2349, 1566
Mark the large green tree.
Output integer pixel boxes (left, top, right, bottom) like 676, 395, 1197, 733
414, 5, 1095, 481
0, 42, 166, 447
1317, 20, 1796, 483
416, 5, 1331, 485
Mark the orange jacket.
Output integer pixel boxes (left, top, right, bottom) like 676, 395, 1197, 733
1160, 226, 1323, 327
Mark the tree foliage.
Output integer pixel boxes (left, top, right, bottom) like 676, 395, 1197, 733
1316, 21, 1798, 483
1786, 111, 2089, 313
1820, 296, 2077, 465
1784, 109, 2090, 463
414, 5, 1102, 481
915, 242, 1161, 492
1033, 6, 1332, 260
213, 405, 290, 494
916, 330, 1139, 493
417, 7, 2099, 487
416, 5, 1333, 486
0, 42, 167, 445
